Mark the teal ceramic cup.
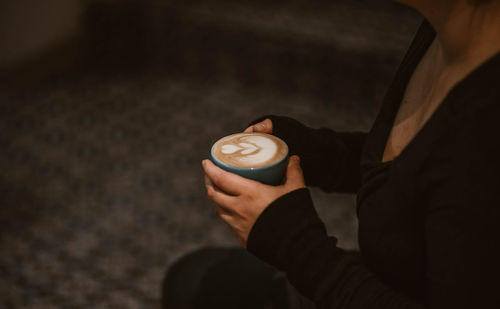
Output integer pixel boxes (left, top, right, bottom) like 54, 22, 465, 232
210, 133, 289, 186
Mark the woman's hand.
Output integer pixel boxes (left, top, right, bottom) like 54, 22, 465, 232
202, 155, 305, 247
244, 118, 273, 134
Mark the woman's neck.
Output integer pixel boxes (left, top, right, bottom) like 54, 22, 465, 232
415, 0, 500, 68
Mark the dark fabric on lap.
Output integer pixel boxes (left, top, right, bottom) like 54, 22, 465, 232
162, 247, 316, 309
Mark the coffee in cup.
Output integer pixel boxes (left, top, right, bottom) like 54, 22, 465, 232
210, 132, 289, 185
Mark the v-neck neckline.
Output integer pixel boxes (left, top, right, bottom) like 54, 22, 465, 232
376, 21, 437, 165
378, 29, 500, 166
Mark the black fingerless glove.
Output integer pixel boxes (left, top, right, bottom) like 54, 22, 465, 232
248, 115, 366, 193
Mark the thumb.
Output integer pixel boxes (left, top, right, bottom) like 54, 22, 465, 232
284, 155, 305, 189
244, 118, 273, 134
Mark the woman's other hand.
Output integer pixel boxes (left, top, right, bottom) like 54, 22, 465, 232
202, 155, 305, 247
244, 118, 273, 134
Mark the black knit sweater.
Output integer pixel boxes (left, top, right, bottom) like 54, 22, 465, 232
247, 20, 500, 308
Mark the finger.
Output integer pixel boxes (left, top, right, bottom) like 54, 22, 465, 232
204, 175, 237, 208
215, 204, 234, 224
205, 175, 225, 194
260, 118, 273, 133
203, 161, 241, 196
243, 118, 273, 134
202, 159, 257, 196
284, 155, 306, 189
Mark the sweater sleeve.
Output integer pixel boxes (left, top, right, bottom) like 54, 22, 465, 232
248, 115, 367, 193
247, 188, 425, 309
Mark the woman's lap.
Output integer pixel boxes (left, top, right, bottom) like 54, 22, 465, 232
162, 247, 315, 309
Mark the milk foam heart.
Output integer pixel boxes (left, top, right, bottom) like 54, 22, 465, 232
221, 143, 258, 155
211, 133, 288, 168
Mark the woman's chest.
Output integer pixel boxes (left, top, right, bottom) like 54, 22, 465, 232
357, 161, 427, 297
358, 152, 427, 296
357, 83, 457, 297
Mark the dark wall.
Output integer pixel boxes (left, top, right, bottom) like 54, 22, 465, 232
2, 0, 421, 105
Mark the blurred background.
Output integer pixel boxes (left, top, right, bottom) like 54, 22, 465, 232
0, 0, 421, 307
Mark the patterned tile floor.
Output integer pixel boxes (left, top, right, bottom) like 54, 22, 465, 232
0, 75, 373, 308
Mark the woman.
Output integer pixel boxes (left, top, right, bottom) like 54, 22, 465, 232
165, 0, 500, 307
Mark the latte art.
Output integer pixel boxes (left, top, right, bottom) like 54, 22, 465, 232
211, 133, 288, 168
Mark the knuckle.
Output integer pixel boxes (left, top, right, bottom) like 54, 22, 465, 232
216, 205, 227, 217
239, 208, 249, 219
207, 187, 215, 199
212, 172, 222, 186
246, 185, 259, 198
215, 174, 228, 188
264, 119, 272, 129
244, 191, 255, 203
214, 206, 222, 217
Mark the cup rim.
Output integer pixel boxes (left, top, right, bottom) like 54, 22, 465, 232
210, 133, 289, 171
